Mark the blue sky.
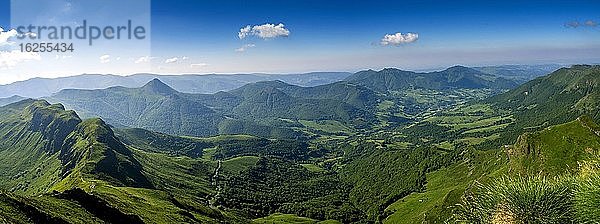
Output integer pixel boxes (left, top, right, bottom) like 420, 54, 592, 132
0, 0, 599, 83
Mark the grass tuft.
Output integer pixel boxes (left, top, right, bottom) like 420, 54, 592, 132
456, 176, 574, 224
574, 174, 600, 223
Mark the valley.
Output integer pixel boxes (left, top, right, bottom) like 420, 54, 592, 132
1, 65, 599, 223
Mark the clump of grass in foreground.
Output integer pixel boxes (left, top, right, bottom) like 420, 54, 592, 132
573, 174, 600, 223
455, 176, 573, 224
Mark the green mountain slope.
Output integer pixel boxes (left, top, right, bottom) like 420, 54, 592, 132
490, 65, 600, 123
508, 115, 600, 176
235, 80, 381, 110
378, 66, 600, 223
485, 65, 600, 142
230, 81, 370, 122
50, 79, 224, 137
383, 115, 600, 223
0, 99, 151, 193
453, 117, 600, 223
114, 128, 209, 158
0, 99, 249, 223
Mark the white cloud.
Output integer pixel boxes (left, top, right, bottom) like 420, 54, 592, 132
0, 27, 18, 46
165, 57, 179, 64
164, 56, 188, 64
235, 43, 256, 52
99, 54, 111, 63
238, 25, 252, 39
190, 63, 208, 68
135, 56, 153, 64
54, 54, 72, 60
0, 28, 41, 68
0, 50, 41, 68
380, 32, 419, 46
238, 23, 290, 39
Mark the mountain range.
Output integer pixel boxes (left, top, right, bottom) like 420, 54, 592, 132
345, 66, 518, 92
0, 64, 559, 99
0, 72, 352, 98
0, 95, 26, 106
473, 64, 564, 84
48, 78, 377, 138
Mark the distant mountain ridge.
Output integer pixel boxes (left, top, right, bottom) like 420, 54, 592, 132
0, 95, 27, 106
345, 66, 518, 92
0, 72, 352, 98
473, 64, 564, 83
0, 64, 561, 98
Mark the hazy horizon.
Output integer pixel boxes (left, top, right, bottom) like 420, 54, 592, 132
0, 62, 581, 85
1, 0, 599, 84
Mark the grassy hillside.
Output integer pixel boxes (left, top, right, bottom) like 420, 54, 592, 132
486, 65, 600, 142
0, 99, 152, 190
384, 116, 600, 223
384, 149, 508, 223
115, 128, 210, 158
508, 115, 600, 176
0, 100, 245, 223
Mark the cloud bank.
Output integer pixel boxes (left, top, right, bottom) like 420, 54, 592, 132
0, 28, 18, 46
0, 27, 41, 68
